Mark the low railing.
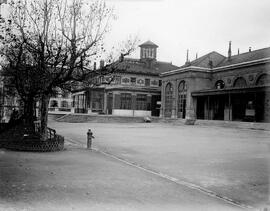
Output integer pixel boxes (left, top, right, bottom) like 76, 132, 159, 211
1, 119, 64, 152
34, 120, 41, 133
47, 127, 56, 140
34, 120, 57, 140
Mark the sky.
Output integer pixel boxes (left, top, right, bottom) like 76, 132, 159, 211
1, 0, 269, 67
105, 0, 270, 66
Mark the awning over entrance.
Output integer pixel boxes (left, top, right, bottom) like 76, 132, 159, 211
192, 85, 270, 97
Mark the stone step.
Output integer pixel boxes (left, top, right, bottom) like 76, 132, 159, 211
56, 114, 161, 123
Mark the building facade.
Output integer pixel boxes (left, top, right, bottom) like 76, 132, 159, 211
72, 41, 179, 117
0, 77, 21, 122
48, 89, 73, 114
160, 44, 270, 122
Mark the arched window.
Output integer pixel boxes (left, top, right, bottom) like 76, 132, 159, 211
233, 77, 247, 88
50, 100, 58, 108
256, 74, 270, 86
164, 83, 173, 118
215, 80, 225, 89
177, 81, 187, 118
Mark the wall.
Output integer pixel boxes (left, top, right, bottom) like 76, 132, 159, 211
112, 109, 151, 117
212, 63, 270, 88
161, 70, 212, 119
264, 91, 270, 122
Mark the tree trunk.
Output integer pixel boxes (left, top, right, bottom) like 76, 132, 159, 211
40, 94, 50, 141
23, 97, 35, 125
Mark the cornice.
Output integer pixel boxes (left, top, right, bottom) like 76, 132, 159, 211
212, 57, 270, 72
160, 57, 270, 77
160, 66, 212, 77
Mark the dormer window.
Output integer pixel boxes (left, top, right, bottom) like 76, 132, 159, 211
142, 47, 156, 59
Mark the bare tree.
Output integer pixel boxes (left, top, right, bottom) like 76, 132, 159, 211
0, 0, 137, 139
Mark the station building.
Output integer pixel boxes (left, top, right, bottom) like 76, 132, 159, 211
71, 41, 179, 117
160, 43, 270, 122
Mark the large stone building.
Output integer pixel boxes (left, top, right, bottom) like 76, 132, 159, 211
71, 41, 179, 117
160, 43, 270, 122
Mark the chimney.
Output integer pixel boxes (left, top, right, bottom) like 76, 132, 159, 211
228, 41, 232, 59
119, 53, 124, 62
100, 60, 104, 68
185, 49, 189, 64
196, 53, 198, 59
93, 62, 96, 70
238, 48, 240, 55
249, 47, 252, 52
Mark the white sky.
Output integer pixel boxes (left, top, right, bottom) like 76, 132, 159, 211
105, 0, 270, 66
1, 0, 269, 66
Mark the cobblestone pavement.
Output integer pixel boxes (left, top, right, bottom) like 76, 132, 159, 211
0, 146, 241, 211
49, 121, 270, 210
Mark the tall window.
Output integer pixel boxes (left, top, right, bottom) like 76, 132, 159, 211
143, 49, 146, 58
61, 101, 68, 108
92, 91, 103, 111
120, 93, 132, 109
136, 94, 147, 110
131, 77, 136, 85
164, 83, 173, 117
114, 76, 121, 84
145, 79, 150, 87
177, 81, 187, 118
151, 48, 155, 58
50, 100, 58, 107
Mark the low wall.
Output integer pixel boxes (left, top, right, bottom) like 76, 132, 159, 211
112, 109, 151, 117
2, 136, 64, 152
0, 124, 65, 152
134, 110, 151, 117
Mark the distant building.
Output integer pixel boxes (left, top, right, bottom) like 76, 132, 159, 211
71, 41, 179, 117
0, 78, 21, 122
48, 89, 73, 114
160, 43, 270, 122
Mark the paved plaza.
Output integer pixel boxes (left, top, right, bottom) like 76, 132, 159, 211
50, 120, 270, 210
0, 120, 269, 210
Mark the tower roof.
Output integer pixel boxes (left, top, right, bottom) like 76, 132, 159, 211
139, 40, 158, 48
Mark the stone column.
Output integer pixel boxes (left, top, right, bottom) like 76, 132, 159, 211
146, 94, 152, 112
171, 80, 177, 118
185, 94, 196, 119
112, 92, 115, 111
159, 81, 164, 118
131, 93, 137, 116
87, 91, 92, 114
175, 80, 179, 118
57, 99, 61, 111
114, 92, 121, 110
103, 91, 107, 114
184, 79, 196, 124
